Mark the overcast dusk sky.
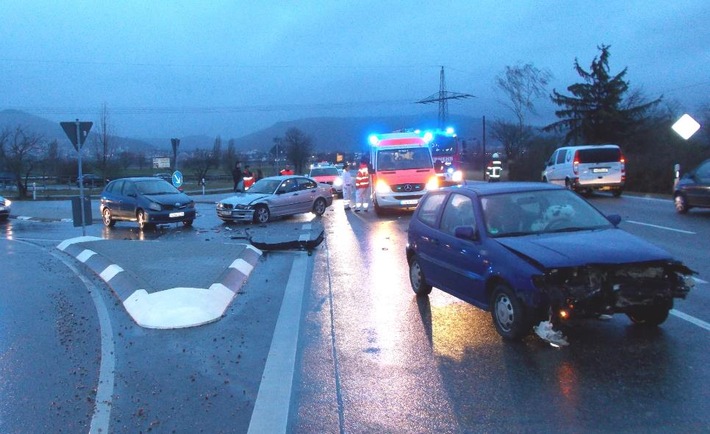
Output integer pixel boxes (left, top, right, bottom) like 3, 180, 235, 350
2, 1, 708, 139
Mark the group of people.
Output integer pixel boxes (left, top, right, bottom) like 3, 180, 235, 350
341, 160, 370, 212
232, 161, 263, 192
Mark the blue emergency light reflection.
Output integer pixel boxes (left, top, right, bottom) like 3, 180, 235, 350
368, 134, 379, 145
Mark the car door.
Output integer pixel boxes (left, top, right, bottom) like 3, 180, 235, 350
686, 160, 710, 207
296, 178, 319, 212
271, 178, 300, 216
120, 180, 140, 218
435, 193, 487, 304
410, 192, 448, 289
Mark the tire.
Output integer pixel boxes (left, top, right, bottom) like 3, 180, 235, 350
253, 205, 270, 224
612, 189, 623, 197
137, 210, 151, 230
627, 303, 671, 326
490, 284, 529, 340
674, 194, 689, 214
564, 178, 573, 191
408, 255, 432, 296
183, 219, 193, 227
102, 208, 116, 227
312, 198, 327, 216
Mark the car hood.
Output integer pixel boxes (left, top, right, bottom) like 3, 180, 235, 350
145, 193, 192, 205
220, 193, 270, 206
496, 228, 674, 269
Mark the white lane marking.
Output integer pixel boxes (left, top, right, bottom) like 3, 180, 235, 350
671, 309, 710, 332
57, 236, 103, 251
248, 253, 309, 434
625, 220, 695, 234
49, 249, 115, 434
99, 264, 124, 282
622, 195, 671, 204
77, 249, 97, 263
229, 258, 254, 275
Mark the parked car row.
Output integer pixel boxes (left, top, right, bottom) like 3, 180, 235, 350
98, 174, 335, 230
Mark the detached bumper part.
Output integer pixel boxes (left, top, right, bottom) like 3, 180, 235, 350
534, 320, 569, 347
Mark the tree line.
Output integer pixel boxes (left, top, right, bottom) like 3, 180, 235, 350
2, 45, 708, 197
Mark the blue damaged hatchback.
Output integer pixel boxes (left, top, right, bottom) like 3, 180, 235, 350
100, 177, 196, 230
406, 182, 694, 342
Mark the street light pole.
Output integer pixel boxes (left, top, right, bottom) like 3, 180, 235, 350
171, 138, 180, 171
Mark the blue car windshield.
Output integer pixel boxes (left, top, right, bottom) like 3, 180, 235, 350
481, 189, 613, 237
136, 180, 179, 195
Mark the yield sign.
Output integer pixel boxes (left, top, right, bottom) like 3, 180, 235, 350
60, 120, 93, 150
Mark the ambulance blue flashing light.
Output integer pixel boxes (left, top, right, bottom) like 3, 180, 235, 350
368, 134, 379, 146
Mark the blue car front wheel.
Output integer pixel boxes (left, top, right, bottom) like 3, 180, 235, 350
491, 284, 528, 341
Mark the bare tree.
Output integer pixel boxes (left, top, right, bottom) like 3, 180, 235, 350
0, 126, 43, 197
493, 63, 551, 160
282, 128, 314, 174
224, 138, 237, 176
92, 103, 116, 182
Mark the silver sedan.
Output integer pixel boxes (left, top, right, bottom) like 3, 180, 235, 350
216, 175, 333, 224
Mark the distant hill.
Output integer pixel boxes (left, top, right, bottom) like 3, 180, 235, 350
2, 109, 490, 155
0, 109, 156, 156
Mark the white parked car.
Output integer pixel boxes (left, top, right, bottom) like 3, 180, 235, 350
0, 195, 11, 221
216, 175, 333, 224
542, 144, 625, 196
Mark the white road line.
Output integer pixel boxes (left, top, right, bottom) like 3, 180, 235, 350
625, 220, 695, 234
248, 253, 308, 434
49, 249, 115, 434
671, 309, 710, 332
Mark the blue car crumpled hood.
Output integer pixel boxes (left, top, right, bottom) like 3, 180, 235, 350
496, 228, 674, 269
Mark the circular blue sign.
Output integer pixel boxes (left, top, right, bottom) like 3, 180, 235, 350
172, 170, 183, 188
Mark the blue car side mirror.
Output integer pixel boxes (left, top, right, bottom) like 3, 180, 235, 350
607, 214, 622, 227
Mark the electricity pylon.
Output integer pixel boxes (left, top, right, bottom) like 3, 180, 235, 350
416, 66, 474, 129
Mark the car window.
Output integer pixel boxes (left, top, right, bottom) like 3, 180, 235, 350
298, 178, 317, 190
481, 189, 612, 236
106, 180, 123, 194
578, 147, 620, 163
279, 179, 298, 193
440, 193, 475, 236
417, 193, 447, 227
694, 161, 710, 181
123, 182, 137, 196
556, 149, 567, 164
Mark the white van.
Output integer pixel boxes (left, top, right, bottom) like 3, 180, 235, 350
541, 144, 625, 196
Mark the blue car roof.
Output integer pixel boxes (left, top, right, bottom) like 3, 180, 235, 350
449, 181, 563, 196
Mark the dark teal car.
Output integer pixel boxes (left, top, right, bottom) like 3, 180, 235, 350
99, 177, 196, 230
674, 158, 710, 213
406, 182, 694, 342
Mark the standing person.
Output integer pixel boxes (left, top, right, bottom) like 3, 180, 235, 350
233, 161, 243, 192
354, 160, 370, 212
341, 162, 353, 211
242, 165, 254, 190
280, 164, 294, 176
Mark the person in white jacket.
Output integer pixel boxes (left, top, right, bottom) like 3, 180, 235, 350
341, 163, 353, 210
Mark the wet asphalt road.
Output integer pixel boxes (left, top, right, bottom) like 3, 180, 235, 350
1, 191, 709, 433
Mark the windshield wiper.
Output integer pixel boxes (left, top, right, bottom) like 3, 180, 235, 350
547, 227, 589, 233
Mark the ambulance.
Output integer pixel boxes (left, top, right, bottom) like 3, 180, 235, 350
368, 130, 439, 215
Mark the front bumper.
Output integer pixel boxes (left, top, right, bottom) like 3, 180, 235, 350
217, 207, 255, 222
146, 208, 196, 223
373, 192, 425, 209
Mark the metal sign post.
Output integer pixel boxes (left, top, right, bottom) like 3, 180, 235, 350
60, 119, 93, 235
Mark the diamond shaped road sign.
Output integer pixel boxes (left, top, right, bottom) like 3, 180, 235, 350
60, 121, 93, 150
672, 114, 701, 140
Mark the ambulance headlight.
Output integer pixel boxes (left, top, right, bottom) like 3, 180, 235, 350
375, 179, 391, 193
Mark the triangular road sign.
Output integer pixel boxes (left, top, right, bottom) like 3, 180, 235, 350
60, 121, 93, 150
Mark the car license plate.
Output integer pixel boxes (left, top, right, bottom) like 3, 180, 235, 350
169, 211, 185, 218
401, 199, 419, 206
592, 168, 609, 173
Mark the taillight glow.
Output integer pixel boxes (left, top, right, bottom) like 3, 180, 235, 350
573, 150, 579, 175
